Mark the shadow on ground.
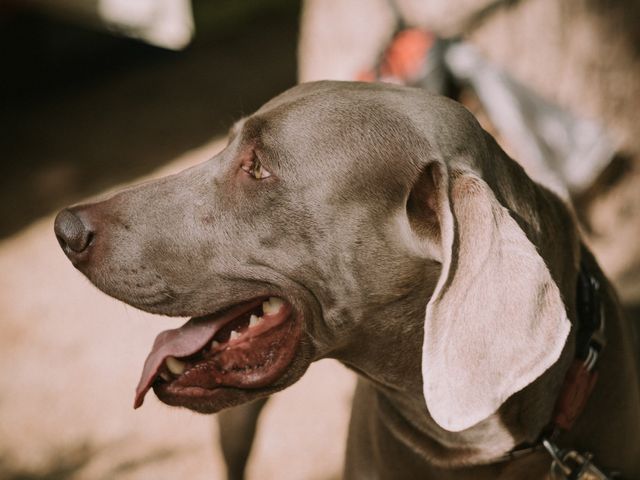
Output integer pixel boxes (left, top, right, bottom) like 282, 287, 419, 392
0, 442, 182, 480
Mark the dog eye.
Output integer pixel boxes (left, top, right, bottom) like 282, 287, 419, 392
241, 155, 272, 180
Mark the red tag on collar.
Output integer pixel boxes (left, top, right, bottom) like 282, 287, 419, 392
552, 359, 598, 431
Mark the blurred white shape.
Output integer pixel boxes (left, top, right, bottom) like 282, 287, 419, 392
25, 0, 194, 50
98, 0, 194, 50
298, 0, 396, 82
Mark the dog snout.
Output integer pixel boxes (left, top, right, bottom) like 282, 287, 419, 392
54, 208, 95, 261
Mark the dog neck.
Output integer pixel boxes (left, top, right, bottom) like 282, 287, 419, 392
329, 283, 575, 468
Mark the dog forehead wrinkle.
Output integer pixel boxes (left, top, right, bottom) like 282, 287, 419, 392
254, 86, 422, 165
260, 80, 476, 152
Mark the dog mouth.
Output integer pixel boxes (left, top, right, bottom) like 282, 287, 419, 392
134, 296, 300, 409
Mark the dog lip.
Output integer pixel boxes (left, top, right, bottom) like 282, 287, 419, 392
134, 298, 266, 408
151, 309, 302, 412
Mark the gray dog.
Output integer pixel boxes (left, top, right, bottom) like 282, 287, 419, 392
54, 81, 640, 479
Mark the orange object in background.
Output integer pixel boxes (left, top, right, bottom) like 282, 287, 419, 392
357, 28, 434, 84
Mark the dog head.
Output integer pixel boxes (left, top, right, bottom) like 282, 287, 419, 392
55, 81, 575, 431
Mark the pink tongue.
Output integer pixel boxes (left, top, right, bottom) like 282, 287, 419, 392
134, 301, 260, 409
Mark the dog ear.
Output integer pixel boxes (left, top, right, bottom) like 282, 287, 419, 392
412, 162, 570, 432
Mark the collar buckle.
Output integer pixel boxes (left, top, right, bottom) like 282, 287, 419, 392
543, 438, 616, 480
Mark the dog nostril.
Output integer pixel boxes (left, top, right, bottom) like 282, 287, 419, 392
54, 208, 94, 254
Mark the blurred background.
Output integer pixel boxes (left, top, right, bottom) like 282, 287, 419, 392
1, 0, 301, 237
1, 0, 638, 479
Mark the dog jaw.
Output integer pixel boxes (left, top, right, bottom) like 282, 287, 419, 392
134, 296, 305, 412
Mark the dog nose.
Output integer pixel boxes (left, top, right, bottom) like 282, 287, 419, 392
54, 208, 94, 257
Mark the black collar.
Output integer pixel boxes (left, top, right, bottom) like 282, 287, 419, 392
574, 250, 606, 368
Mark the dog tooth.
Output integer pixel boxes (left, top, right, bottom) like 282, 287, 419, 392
262, 297, 284, 315
165, 356, 186, 375
230, 330, 241, 340
160, 372, 171, 381
249, 314, 263, 327
211, 340, 221, 349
